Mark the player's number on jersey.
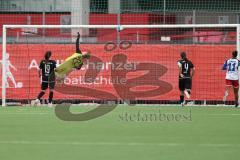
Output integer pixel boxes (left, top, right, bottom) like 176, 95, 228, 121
183, 63, 189, 73
45, 64, 51, 74
228, 62, 236, 72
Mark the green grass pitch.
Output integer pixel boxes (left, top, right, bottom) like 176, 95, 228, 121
0, 105, 239, 160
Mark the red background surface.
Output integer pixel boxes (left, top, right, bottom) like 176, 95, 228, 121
0, 44, 234, 101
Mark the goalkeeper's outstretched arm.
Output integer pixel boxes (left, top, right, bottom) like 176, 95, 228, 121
76, 32, 81, 54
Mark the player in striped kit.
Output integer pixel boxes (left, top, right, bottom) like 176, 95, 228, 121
222, 51, 240, 107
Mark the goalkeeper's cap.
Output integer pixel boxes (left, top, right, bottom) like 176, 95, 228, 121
180, 52, 187, 60
45, 51, 52, 60
232, 50, 238, 58
83, 53, 91, 59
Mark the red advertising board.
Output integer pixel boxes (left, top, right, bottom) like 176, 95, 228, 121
0, 44, 234, 101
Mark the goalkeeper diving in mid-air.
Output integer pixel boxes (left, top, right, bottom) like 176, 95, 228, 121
31, 32, 90, 106
55, 32, 91, 80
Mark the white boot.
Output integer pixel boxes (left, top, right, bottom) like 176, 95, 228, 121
48, 103, 53, 108
31, 99, 40, 106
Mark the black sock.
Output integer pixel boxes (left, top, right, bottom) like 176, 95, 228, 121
235, 99, 238, 105
180, 95, 184, 103
49, 91, 53, 103
37, 91, 45, 100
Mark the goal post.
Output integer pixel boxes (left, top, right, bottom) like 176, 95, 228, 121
2, 24, 240, 107
2, 25, 7, 107
237, 25, 240, 57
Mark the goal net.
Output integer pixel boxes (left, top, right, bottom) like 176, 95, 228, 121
1, 24, 240, 106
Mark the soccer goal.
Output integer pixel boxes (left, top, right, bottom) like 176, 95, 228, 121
1, 24, 240, 106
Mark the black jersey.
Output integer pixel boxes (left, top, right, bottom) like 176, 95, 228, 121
39, 60, 56, 82
177, 59, 194, 78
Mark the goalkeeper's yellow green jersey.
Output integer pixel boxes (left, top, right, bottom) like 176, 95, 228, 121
65, 53, 82, 62
55, 53, 83, 78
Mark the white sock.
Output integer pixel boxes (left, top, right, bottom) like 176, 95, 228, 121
184, 90, 190, 99
223, 90, 228, 102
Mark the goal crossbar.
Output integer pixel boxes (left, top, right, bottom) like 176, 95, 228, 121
2, 24, 240, 29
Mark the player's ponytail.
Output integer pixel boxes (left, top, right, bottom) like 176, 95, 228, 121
45, 51, 52, 61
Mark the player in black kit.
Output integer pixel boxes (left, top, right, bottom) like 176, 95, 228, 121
31, 51, 56, 107
177, 52, 195, 106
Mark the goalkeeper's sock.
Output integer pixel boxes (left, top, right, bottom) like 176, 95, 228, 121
37, 91, 45, 100
180, 95, 184, 104
49, 91, 54, 103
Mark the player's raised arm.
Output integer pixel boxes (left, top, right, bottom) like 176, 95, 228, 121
76, 32, 81, 54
